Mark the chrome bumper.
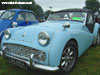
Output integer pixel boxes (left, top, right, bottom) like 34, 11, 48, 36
1, 52, 59, 71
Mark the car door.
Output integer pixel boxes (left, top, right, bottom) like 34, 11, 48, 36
79, 13, 95, 54
16, 11, 38, 26
83, 13, 95, 46
86, 13, 95, 33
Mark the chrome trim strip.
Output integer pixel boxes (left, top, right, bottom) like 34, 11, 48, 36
34, 64, 59, 71
30, 54, 35, 68
6, 52, 29, 60
5, 54, 30, 65
4, 54, 59, 71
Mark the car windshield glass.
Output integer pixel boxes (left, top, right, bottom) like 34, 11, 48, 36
0, 11, 3, 16
0, 11, 15, 20
48, 12, 86, 22
17, 12, 37, 21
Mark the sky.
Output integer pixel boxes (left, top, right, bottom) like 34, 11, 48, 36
35, 0, 100, 11
35, 0, 86, 11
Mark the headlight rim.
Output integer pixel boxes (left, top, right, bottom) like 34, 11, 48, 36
4, 29, 11, 40
38, 31, 50, 45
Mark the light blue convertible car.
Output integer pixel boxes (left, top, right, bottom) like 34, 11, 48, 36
1, 9, 100, 74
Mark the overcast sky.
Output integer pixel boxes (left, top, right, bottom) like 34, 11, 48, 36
35, 0, 85, 11
35, 0, 100, 11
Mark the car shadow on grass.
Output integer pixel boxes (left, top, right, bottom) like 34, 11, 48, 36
16, 67, 69, 75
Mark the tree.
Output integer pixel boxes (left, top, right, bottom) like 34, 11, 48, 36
34, 5, 45, 20
84, 0, 99, 13
0, 0, 45, 19
45, 10, 53, 20
19, 0, 44, 20
0, 0, 19, 10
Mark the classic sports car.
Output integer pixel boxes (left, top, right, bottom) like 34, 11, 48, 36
0, 9, 39, 40
1, 9, 100, 74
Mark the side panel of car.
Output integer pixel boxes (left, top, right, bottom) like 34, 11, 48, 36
48, 29, 93, 67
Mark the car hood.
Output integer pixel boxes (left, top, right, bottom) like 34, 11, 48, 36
3, 20, 83, 51
33, 21, 83, 30
16, 20, 83, 32
10, 20, 83, 41
0, 19, 11, 32
10, 21, 82, 38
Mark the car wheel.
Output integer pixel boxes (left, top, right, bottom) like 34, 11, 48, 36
96, 30, 100, 45
59, 41, 78, 74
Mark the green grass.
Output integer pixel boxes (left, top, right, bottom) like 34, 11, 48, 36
0, 46, 100, 75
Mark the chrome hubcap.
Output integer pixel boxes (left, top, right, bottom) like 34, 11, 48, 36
61, 47, 75, 71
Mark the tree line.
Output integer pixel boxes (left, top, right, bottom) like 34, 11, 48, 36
84, 0, 100, 14
0, 0, 100, 20
0, 0, 45, 20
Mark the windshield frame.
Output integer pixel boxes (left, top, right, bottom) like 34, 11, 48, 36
47, 11, 87, 22
0, 10, 16, 20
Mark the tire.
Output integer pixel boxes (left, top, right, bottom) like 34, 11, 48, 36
59, 41, 78, 74
96, 30, 100, 45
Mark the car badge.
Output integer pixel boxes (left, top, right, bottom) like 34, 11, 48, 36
22, 32, 26, 37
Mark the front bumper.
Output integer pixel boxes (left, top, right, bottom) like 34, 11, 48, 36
0, 51, 59, 71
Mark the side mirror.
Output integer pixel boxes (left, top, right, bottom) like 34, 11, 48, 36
12, 22, 18, 27
62, 22, 70, 30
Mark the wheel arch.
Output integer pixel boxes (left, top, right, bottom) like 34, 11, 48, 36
64, 38, 79, 56
59, 38, 78, 73
48, 32, 79, 67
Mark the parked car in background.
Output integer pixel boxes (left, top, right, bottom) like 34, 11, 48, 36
0, 9, 39, 40
1, 9, 100, 74
0, 10, 5, 17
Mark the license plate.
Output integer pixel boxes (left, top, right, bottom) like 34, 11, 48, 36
6, 56, 28, 69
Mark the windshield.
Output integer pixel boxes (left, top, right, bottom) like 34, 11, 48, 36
0, 11, 4, 16
48, 12, 86, 22
0, 11, 15, 20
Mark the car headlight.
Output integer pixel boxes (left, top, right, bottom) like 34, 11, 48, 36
4, 29, 11, 39
38, 32, 50, 45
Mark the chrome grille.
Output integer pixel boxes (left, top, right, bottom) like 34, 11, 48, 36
4, 44, 46, 61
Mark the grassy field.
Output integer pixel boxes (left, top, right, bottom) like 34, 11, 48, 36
0, 45, 100, 75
